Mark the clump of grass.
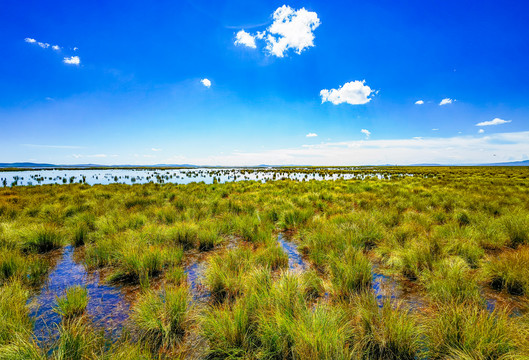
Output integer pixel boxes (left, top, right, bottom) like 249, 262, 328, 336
131, 285, 190, 351
0, 249, 26, 283
482, 246, 529, 296
348, 293, 423, 360
329, 248, 372, 298
72, 224, 89, 247
301, 269, 324, 300
0, 280, 33, 347
254, 243, 288, 270
204, 247, 252, 301
55, 286, 89, 319
22, 225, 63, 253
421, 257, 482, 304
53, 317, 103, 360
424, 303, 522, 359
502, 212, 529, 248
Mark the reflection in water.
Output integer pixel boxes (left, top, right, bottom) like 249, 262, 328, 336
277, 234, 307, 271
29, 246, 130, 342
184, 262, 210, 301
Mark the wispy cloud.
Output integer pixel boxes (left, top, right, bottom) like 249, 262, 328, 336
306, 133, 318, 137
415, 100, 424, 105
22, 144, 83, 149
187, 131, 529, 166
361, 129, 371, 139
25, 37, 79, 64
476, 118, 511, 126
151, 148, 162, 152
439, 98, 454, 105
320, 80, 375, 105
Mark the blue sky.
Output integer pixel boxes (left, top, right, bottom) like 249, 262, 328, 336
1, 0, 528, 165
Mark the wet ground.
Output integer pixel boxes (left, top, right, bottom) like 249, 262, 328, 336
277, 233, 307, 271
28, 246, 130, 342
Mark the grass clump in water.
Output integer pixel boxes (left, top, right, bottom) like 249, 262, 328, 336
54, 285, 89, 320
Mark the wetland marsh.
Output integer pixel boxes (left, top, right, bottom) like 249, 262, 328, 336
1, 166, 529, 359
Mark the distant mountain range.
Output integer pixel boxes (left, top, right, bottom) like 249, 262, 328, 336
1, 160, 528, 169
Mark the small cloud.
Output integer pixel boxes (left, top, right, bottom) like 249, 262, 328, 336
52, 45, 60, 50
151, 148, 162, 152
361, 129, 371, 139
306, 133, 318, 137
234, 30, 256, 48
320, 80, 374, 105
439, 98, 453, 105
73, 47, 78, 51
37, 42, 50, 49
63, 56, 80, 65
200, 78, 211, 88
415, 100, 424, 105
432, 128, 439, 131
24, 37, 36, 43
478, 129, 485, 134
475, 118, 511, 126
45, 97, 54, 101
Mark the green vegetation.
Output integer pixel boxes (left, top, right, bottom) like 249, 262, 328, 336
1, 166, 529, 358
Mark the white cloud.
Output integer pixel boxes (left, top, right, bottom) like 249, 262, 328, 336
73, 47, 78, 51
432, 128, 439, 131
320, 80, 374, 105
306, 133, 318, 137
52, 45, 60, 50
361, 129, 371, 139
37, 42, 50, 49
475, 118, 511, 126
151, 148, 162, 152
439, 98, 453, 105
24, 38, 36, 43
415, 100, 424, 105
265, 5, 320, 57
234, 30, 256, 48
200, 78, 211, 88
63, 56, 80, 65
478, 129, 485, 134
187, 131, 529, 166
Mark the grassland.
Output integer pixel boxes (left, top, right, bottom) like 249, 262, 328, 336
1, 166, 529, 359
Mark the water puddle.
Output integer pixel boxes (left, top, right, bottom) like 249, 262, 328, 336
277, 234, 307, 271
184, 261, 210, 301
28, 246, 130, 342
483, 288, 528, 315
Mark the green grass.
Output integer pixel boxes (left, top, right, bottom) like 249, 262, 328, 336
1, 167, 529, 357
54, 285, 89, 319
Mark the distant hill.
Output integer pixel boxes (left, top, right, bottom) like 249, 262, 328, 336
1, 160, 528, 169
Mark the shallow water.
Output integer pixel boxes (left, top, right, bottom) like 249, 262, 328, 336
184, 261, 210, 301
277, 234, 307, 271
29, 246, 130, 342
0, 168, 404, 187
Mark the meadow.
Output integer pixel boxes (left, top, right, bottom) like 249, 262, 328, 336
1, 166, 529, 359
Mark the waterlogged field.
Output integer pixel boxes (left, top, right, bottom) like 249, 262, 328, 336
1, 167, 529, 359
0, 167, 404, 187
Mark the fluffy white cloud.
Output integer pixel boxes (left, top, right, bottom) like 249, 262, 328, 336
320, 80, 374, 105
234, 30, 256, 48
63, 56, 80, 65
151, 148, 162, 152
478, 129, 485, 134
415, 100, 424, 105
361, 129, 371, 139
476, 118, 511, 126
52, 45, 60, 50
24, 38, 36, 43
439, 98, 453, 105
200, 78, 211, 88
306, 133, 318, 137
37, 42, 50, 48
265, 5, 320, 57
73, 47, 78, 51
